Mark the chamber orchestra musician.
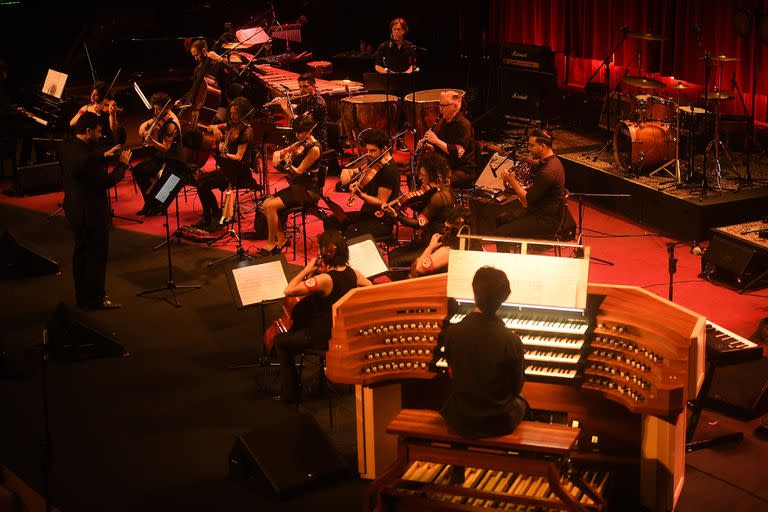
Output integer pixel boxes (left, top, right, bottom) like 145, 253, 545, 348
386, 152, 454, 275
60, 113, 132, 310
259, 115, 323, 256
494, 129, 570, 251
437, 266, 526, 481
69, 81, 119, 151
275, 230, 372, 403
276, 73, 328, 148
132, 92, 182, 216
374, 17, 415, 74
422, 90, 476, 187
179, 38, 233, 118
322, 128, 400, 238
191, 96, 255, 233
409, 206, 477, 278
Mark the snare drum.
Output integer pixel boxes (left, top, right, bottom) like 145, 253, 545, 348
403, 89, 466, 138
339, 94, 400, 141
613, 121, 675, 173
633, 94, 675, 122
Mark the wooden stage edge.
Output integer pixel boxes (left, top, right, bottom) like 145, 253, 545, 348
560, 155, 768, 241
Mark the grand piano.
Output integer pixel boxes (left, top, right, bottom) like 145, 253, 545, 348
327, 239, 708, 511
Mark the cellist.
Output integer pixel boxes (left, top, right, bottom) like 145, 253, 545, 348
322, 128, 400, 238
274, 229, 372, 403
191, 96, 254, 232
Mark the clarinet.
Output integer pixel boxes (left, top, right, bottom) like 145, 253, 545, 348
413, 113, 442, 168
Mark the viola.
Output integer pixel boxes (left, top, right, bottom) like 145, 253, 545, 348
346, 151, 393, 206
263, 258, 329, 354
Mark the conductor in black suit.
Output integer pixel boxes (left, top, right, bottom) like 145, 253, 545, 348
60, 112, 131, 309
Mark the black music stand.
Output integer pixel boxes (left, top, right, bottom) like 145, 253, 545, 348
136, 165, 201, 307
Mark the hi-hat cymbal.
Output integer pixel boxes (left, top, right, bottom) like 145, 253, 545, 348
622, 75, 666, 89
626, 30, 667, 41
702, 91, 735, 101
700, 54, 741, 62
669, 82, 690, 90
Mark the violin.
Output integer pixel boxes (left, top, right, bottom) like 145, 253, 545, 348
274, 136, 313, 174
95, 99, 123, 113
376, 183, 439, 218
346, 151, 393, 206
262, 256, 330, 354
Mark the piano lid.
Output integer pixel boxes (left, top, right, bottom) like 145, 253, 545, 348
447, 246, 590, 311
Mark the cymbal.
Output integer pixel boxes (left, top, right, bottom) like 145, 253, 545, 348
700, 54, 741, 62
669, 82, 689, 90
626, 30, 667, 41
702, 91, 735, 101
622, 75, 666, 89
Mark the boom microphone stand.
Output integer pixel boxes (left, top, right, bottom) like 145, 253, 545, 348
569, 192, 632, 266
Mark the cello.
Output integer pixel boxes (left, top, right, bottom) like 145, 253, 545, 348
179, 53, 222, 167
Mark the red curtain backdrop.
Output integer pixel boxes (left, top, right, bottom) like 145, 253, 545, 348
489, 0, 768, 119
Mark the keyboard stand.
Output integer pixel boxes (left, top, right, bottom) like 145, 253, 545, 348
685, 360, 744, 452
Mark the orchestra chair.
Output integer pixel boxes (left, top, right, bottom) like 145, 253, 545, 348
295, 348, 336, 428
280, 164, 329, 264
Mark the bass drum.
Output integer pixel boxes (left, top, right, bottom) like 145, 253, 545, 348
403, 89, 465, 139
613, 121, 675, 173
340, 94, 399, 143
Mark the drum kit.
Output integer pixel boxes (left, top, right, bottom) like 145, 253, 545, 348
603, 30, 741, 192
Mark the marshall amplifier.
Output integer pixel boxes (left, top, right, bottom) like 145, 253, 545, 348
500, 68, 557, 120
500, 43, 555, 73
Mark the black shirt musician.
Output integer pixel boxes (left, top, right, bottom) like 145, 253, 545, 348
60, 113, 132, 309
323, 128, 400, 239
375, 18, 415, 74
494, 129, 567, 250
191, 96, 255, 233
278, 73, 328, 148
181, 38, 232, 115
260, 115, 323, 256
132, 92, 182, 216
423, 90, 476, 187
386, 152, 454, 275
440, 266, 527, 439
410, 206, 479, 278
275, 230, 372, 402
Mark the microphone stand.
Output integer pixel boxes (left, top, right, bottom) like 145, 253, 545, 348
40, 329, 53, 512
568, 192, 632, 266
666, 242, 678, 301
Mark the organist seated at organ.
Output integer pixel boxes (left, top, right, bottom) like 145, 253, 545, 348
438, 266, 527, 439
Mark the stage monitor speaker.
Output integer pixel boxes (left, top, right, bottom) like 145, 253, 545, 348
46, 302, 124, 361
12, 161, 62, 195
229, 412, 346, 496
1, 230, 60, 280
705, 357, 768, 419
499, 68, 556, 120
702, 234, 767, 289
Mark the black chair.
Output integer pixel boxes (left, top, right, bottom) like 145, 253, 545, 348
281, 164, 329, 263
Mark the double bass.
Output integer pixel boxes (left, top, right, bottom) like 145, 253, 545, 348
179, 56, 221, 167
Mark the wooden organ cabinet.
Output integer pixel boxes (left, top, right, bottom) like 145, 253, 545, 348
327, 243, 706, 511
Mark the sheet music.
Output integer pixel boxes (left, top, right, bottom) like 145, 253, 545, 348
154, 171, 179, 204
42, 69, 68, 99
348, 238, 389, 278
232, 261, 288, 306
448, 250, 587, 309
476, 153, 515, 191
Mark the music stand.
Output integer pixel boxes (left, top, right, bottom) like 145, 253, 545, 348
225, 253, 290, 376
136, 165, 201, 307
347, 234, 390, 279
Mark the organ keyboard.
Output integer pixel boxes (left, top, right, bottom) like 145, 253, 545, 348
706, 320, 762, 365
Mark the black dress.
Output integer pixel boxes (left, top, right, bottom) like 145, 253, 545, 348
275, 140, 323, 208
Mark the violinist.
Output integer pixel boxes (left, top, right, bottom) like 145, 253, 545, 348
276, 73, 328, 148
133, 92, 182, 216
259, 115, 322, 256
322, 128, 400, 238
191, 96, 255, 232
422, 90, 476, 188
69, 81, 119, 152
275, 229, 372, 403
409, 206, 478, 278
386, 152, 455, 276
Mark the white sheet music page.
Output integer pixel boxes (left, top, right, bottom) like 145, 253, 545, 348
232, 261, 288, 305
348, 239, 388, 278
447, 250, 587, 309
42, 69, 68, 99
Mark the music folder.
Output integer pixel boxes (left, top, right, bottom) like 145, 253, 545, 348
226, 254, 290, 309
346, 234, 390, 279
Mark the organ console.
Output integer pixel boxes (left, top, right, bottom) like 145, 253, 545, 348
327, 238, 706, 511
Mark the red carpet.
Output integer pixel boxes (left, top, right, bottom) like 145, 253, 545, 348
2, 165, 766, 340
